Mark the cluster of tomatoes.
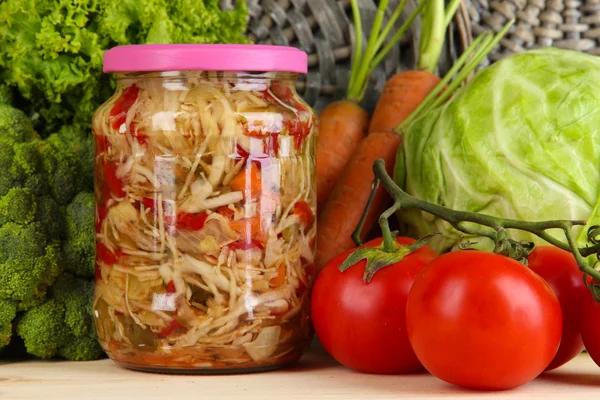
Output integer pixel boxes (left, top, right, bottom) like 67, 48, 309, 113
311, 237, 600, 390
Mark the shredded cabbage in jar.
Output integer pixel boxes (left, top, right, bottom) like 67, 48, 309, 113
92, 72, 317, 370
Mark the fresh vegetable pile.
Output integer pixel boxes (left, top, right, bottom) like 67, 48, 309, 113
311, 0, 600, 392
313, 159, 600, 389
0, 0, 249, 361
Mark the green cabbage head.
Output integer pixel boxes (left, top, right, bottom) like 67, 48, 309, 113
395, 48, 600, 253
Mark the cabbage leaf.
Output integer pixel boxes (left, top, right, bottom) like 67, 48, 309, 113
396, 48, 600, 252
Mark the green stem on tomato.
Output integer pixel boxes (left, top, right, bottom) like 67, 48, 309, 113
358, 159, 600, 290
351, 176, 380, 247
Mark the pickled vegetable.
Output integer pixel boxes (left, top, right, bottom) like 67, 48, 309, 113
92, 71, 317, 371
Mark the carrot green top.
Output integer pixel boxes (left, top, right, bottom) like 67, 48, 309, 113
345, 0, 425, 103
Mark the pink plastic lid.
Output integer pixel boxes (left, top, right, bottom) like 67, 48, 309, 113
103, 44, 308, 74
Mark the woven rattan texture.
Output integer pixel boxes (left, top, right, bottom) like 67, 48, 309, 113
243, 0, 416, 112
464, 0, 600, 61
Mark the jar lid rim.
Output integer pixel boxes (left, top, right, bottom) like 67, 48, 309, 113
103, 44, 308, 74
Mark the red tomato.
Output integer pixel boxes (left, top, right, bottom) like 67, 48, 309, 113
528, 246, 587, 370
406, 251, 562, 390
581, 292, 600, 368
311, 237, 437, 374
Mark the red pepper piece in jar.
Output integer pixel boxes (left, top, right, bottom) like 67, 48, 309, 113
292, 201, 314, 227
102, 160, 126, 198
284, 117, 311, 151
217, 206, 236, 221
95, 203, 108, 234
130, 121, 149, 144
97, 243, 122, 266
158, 320, 186, 338
141, 197, 157, 210
268, 133, 280, 156
270, 80, 308, 112
176, 212, 208, 231
94, 132, 108, 154
110, 85, 140, 130
233, 144, 251, 161
232, 141, 270, 169
166, 280, 176, 294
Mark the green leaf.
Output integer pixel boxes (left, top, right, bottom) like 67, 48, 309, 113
339, 234, 438, 283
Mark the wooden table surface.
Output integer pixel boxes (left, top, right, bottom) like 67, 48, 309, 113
1, 345, 599, 400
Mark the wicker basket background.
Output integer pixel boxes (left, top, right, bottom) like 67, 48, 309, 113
242, 0, 589, 110
242, 0, 427, 113
452, 0, 600, 64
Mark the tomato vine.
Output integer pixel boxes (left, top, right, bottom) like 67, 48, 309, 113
350, 158, 600, 300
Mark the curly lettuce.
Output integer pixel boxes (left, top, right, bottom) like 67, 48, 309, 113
0, 0, 249, 134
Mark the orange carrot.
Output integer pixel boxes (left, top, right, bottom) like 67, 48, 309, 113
270, 263, 287, 287
316, 100, 369, 208
315, 0, 469, 271
315, 0, 422, 208
368, 71, 441, 134
315, 13, 515, 271
315, 72, 440, 271
316, 132, 401, 270
230, 163, 261, 200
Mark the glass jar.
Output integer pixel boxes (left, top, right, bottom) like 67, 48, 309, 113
92, 45, 317, 373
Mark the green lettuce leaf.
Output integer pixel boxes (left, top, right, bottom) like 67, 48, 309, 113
0, 0, 249, 135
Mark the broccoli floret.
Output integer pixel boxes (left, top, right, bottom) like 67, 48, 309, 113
63, 192, 95, 278
37, 139, 80, 205
0, 85, 13, 106
0, 139, 46, 198
47, 126, 94, 192
0, 299, 17, 350
34, 195, 64, 240
0, 106, 100, 361
17, 273, 104, 361
0, 222, 62, 308
0, 135, 84, 204
0, 188, 36, 225
0, 105, 37, 143
16, 298, 68, 358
